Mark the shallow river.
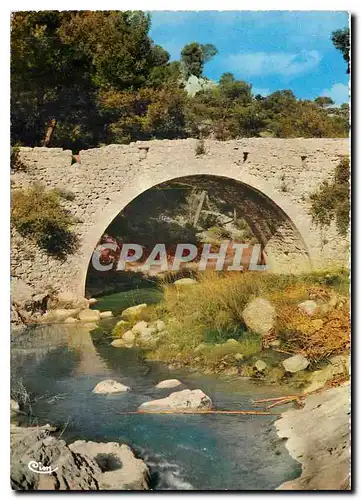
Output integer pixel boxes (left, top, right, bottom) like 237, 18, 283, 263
11, 290, 301, 490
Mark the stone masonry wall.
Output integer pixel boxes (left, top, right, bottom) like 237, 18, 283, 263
11, 138, 349, 296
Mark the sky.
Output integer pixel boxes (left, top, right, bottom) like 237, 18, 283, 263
149, 11, 350, 105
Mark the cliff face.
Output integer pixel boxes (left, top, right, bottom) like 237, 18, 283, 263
275, 382, 351, 490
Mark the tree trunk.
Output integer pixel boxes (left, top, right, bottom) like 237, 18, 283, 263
42, 119, 56, 147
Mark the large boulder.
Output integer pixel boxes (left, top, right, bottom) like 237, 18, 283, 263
93, 380, 130, 394
121, 304, 147, 320
282, 354, 310, 373
78, 309, 100, 322
68, 441, 149, 490
242, 298, 276, 336
155, 379, 182, 389
138, 389, 212, 412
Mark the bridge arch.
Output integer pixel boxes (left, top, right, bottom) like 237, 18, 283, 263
80, 169, 313, 297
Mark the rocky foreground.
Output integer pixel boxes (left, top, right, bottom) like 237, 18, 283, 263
10, 423, 149, 491
275, 382, 351, 490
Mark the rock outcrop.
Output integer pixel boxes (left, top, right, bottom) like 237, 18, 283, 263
68, 441, 149, 490
11, 424, 149, 491
275, 383, 350, 490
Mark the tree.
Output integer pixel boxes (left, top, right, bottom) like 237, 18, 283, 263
180, 42, 218, 78
314, 96, 335, 109
332, 27, 350, 73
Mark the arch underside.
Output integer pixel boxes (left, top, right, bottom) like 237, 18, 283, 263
83, 174, 311, 296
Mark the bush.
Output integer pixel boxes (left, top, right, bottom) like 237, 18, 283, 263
309, 156, 350, 236
195, 138, 206, 156
11, 145, 26, 172
11, 184, 79, 258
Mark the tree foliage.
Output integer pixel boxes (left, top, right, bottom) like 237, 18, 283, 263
181, 42, 218, 78
332, 27, 350, 73
11, 12, 349, 149
309, 156, 350, 236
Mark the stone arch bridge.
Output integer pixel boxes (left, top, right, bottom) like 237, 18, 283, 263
11, 138, 349, 297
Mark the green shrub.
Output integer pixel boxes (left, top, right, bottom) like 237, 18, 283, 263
309, 156, 350, 236
11, 145, 26, 172
195, 138, 206, 156
11, 184, 79, 258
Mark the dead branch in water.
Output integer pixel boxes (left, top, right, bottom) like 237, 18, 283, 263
115, 409, 279, 416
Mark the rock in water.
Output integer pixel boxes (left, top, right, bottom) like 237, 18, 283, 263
242, 298, 276, 336
298, 300, 318, 317
282, 354, 310, 373
99, 311, 113, 319
68, 441, 149, 490
78, 309, 100, 322
155, 379, 183, 389
111, 338, 126, 348
93, 380, 130, 394
138, 389, 212, 412
121, 304, 147, 320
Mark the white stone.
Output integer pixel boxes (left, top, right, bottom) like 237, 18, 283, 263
121, 303, 147, 319
138, 389, 212, 412
132, 321, 148, 334
155, 379, 182, 389
111, 338, 126, 348
122, 330, 136, 344
242, 298, 276, 336
92, 380, 130, 394
298, 300, 318, 317
100, 310, 113, 319
283, 354, 310, 373
255, 359, 267, 372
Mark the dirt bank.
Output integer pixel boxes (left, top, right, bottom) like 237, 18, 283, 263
275, 382, 351, 490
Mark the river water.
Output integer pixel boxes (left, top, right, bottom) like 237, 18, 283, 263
11, 291, 301, 491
